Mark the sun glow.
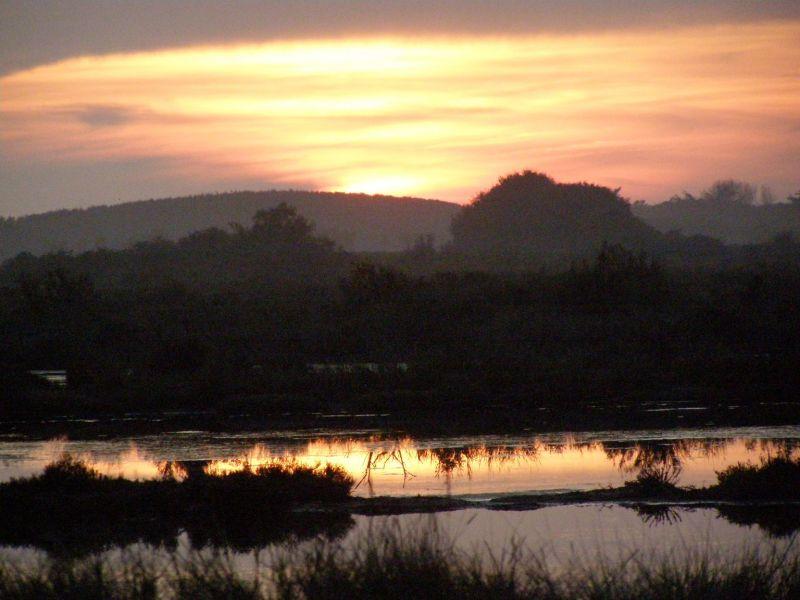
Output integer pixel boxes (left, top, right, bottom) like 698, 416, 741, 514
339, 174, 426, 196
19, 436, 799, 497
2, 22, 799, 203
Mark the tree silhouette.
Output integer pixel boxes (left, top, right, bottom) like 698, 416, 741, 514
701, 180, 757, 205
450, 170, 661, 258
250, 203, 315, 243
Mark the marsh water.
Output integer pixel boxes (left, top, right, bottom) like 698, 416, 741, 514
1, 505, 796, 575
2, 425, 799, 564
2, 425, 799, 496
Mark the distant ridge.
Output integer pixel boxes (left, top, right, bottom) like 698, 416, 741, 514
0, 191, 460, 260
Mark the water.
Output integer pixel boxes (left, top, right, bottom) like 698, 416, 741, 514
2, 425, 798, 497
2, 425, 799, 570
2, 505, 795, 574
346, 505, 796, 567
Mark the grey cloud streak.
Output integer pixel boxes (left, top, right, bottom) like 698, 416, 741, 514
2, 1, 799, 75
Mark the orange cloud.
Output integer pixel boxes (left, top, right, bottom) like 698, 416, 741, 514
2, 22, 799, 203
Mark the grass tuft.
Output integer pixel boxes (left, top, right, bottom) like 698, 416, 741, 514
623, 462, 682, 497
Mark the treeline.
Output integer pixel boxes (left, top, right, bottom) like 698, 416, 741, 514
2, 225, 799, 414
633, 180, 800, 244
2, 172, 800, 416
2, 176, 799, 264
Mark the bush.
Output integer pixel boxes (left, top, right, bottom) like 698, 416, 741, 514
41, 453, 102, 483
715, 456, 800, 500
0, 455, 355, 554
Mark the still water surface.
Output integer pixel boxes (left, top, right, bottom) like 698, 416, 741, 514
1, 505, 795, 573
2, 425, 798, 497
2, 426, 799, 567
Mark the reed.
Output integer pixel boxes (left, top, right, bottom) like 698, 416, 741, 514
0, 526, 798, 599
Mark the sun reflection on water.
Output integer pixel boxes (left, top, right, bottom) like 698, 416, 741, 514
32, 437, 188, 481
15, 434, 800, 497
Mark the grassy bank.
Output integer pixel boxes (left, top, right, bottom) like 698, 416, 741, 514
0, 455, 353, 554
0, 527, 799, 599
484, 455, 800, 509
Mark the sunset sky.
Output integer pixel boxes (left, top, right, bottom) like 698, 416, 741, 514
1, 1, 799, 215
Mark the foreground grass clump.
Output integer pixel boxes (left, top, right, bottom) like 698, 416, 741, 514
714, 456, 800, 500
274, 531, 800, 600
0, 455, 354, 554
1, 528, 799, 600
0, 559, 159, 600
622, 462, 683, 497
0, 554, 260, 600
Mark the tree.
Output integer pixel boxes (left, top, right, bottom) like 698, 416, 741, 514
701, 180, 756, 205
667, 192, 697, 204
759, 186, 776, 206
450, 170, 660, 259
250, 203, 314, 243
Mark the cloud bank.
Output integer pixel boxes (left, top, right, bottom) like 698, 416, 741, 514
1, 9, 799, 214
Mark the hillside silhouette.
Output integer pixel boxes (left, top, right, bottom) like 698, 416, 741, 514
0, 190, 459, 260
633, 181, 800, 244
0, 204, 350, 291
450, 171, 664, 260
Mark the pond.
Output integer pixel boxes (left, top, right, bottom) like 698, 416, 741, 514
2, 425, 798, 497
2, 424, 800, 575
2, 504, 796, 573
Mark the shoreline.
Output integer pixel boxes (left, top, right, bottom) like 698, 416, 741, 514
3, 398, 800, 440
338, 493, 800, 516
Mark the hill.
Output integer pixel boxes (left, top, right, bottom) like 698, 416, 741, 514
450, 171, 664, 260
0, 203, 351, 291
0, 190, 459, 260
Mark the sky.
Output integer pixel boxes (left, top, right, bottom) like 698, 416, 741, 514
1, 1, 799, 216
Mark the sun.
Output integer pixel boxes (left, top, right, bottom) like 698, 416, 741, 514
338, 174, 423, 197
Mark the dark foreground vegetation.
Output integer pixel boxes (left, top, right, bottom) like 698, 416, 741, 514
0, 455, 353, 555
1, 527, 799, 600
1, 171, 800, 422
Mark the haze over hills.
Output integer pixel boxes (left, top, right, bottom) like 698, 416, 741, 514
633, 182, 800, 244
0, 191, 459, 260
3, 176, 799, 267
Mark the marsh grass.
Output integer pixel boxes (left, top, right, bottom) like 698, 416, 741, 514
0, 556, 159, 600
271, 524, 800, 600
0, 526, 799, 599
